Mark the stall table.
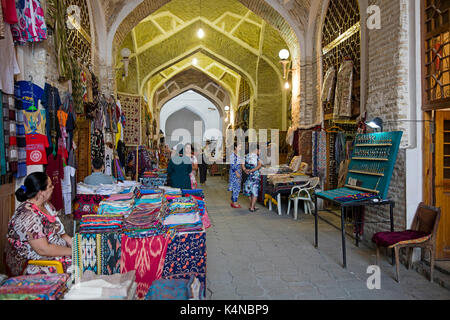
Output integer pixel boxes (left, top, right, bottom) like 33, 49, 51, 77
262, 175, 310, 215
313, 193, 395, 268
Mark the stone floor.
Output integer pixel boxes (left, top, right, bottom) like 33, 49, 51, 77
203, 176, 450, 300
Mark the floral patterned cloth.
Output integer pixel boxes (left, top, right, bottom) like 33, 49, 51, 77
5, 201, 71, 276
162, 232, 206, 297
11, 0, 47, 43
243, 153, 261, 197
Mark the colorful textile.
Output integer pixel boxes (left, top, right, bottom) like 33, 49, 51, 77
72, 232, 122, 278
118, 94, 141, 146
73, 194, 108, 220
145, 276, 203, 300
11, 0, 47, 43
162, 232, 207, 296
120, 234, 170, 300
6, 201, 71, 276
79, 215, 124, 233
25, 133, 49, 165
334, 192, 378, 203
0, 274, 69, 300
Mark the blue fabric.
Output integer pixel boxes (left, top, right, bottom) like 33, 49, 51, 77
145, 278, 189, 300
14, 81, 44, 110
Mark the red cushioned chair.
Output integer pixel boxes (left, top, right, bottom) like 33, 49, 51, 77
372, 202, 441, 283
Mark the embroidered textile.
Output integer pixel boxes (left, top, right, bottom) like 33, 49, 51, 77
162, 232, 206, 296
118, 94, 141, 146
334, 60, 353, 118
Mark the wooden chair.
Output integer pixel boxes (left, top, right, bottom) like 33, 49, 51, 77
372, 202, 441, 283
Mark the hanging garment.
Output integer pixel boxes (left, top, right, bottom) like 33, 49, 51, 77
334, 60, 354, 118
14, 81, 44, 110
11, 0, 47, 43
25, 133, 49, 165
23, 109, 46, 135
1, 0, 18, 24
4, 94, 17, 174
0, 22, 20, 94
104, 146, 113, 176
41, 83, 62, 150
91, 128, 104, 162
46, 153, 64, 211
321, 66, 336, 104
0, 92, 6, 174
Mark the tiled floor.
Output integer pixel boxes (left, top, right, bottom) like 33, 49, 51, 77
203, 177, 450, 300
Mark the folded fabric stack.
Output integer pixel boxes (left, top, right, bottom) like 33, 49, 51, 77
79, 214, 124, 233
163, 196, 203, 232
64, 270, 137, 300
141, 169, 168, 188
182, 189, 205, 199
98, 197, 135, 218
123, 188, 167, 238
0, 274, 70, 300
160, 186, 182, 201
77, 183, 125, 195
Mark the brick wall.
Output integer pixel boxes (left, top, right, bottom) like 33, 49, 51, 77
363, 0, 411, 245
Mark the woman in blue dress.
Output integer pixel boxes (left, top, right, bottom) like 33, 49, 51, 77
228, 143, 243, 208
243, 146, 263, 212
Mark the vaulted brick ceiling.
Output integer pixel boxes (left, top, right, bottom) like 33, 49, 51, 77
112, 0, 297, 98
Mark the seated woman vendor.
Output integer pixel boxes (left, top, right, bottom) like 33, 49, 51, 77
84, 157, 115, 185
5, 172, 73, 276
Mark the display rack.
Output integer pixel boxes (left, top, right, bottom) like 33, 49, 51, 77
313, 131, 403, 268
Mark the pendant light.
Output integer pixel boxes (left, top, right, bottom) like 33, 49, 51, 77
197, 0, 204, 39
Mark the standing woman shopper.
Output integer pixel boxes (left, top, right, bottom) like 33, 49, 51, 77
185, 143, 198, 189
228, 143, 242, 208
243, 146, 263, 212
5, 172, 73, 276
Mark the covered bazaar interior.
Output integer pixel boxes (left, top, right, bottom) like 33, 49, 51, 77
0, 0, 449, 302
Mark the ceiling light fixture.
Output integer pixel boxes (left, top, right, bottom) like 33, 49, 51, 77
192, 58, 198, 65
224, 105, 230, 111
120, 47, 131, 80
197, 0, 205, 39
197, 28, 205, 39
284, 82, 290, 90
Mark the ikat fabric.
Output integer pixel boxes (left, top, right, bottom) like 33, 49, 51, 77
72, 232, 122, 279
120, 234, 170, 300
